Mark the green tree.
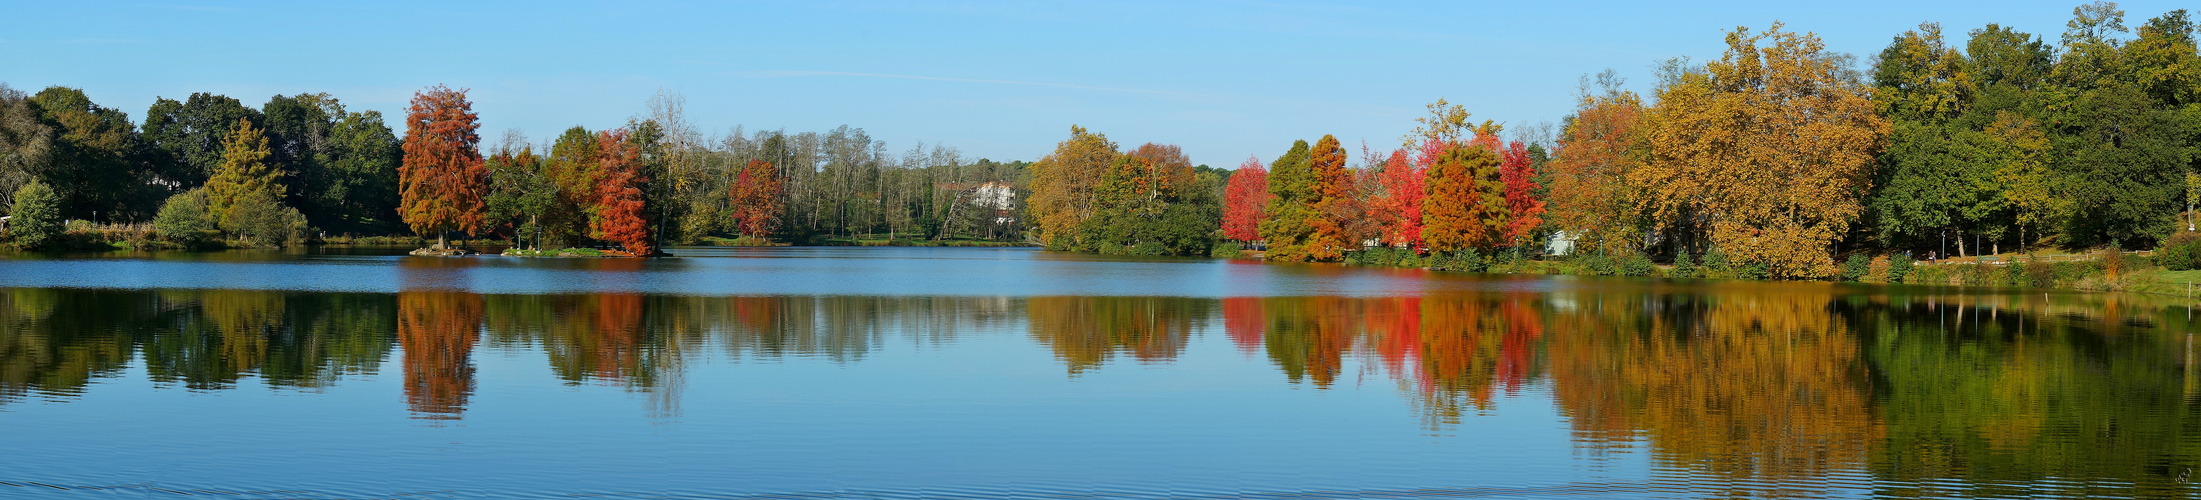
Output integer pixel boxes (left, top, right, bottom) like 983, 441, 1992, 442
484, 142, 555, 249
141, 92, 261, 186
261, 93, 343, 227
7, 180, 61, 249
1258, 140, 1315, 261
323, 109, 403, 233
0, 84, 53, 209
28, 86, 142, 219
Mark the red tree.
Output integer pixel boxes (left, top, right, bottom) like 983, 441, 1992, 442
1370, 143, 1423, 248
1499, 140, 1545, 246
398, 85, 487, 249
591, 129, 652, 256
730, 159, 783, 238
1220, 156, 1270, 242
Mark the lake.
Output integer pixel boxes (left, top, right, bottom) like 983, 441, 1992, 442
2, 247, 2197, 499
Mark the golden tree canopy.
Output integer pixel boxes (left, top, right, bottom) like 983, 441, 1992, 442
1640, 24, 1890, 278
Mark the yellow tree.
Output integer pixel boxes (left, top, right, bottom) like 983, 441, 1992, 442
204, 118, 283, 231
1640, 24, 1889, 279
1027, 126, 1118, 251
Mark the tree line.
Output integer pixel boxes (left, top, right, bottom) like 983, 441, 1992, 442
1021, 2, 2201, 280
0, 85, 1030, 252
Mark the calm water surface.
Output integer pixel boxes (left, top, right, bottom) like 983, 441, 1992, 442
2, 247, 2198, 498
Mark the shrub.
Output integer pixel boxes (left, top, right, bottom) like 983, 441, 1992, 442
1583, 254, 1615, 276
1887, 253, 1915, 283
1461, 249, 1488, 272
2159, 232, 2201, 270
1703, 249, 1732, 278
1839, 254, 1870, 282
1210, 241, 1243, 259
1671, 250, 1697, 278
6, 180, 61, 249
154, 188, 215, 247
1127, 241, 1167, 256
2023, 258, 2054, 287
1620, 252, 1654, 277
225, 192, 309, 247
1738, 262, 1769, 280
1400, 252, 1424, 269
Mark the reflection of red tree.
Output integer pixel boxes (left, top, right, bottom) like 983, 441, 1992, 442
1365, 296, 1423, 378
587, 293, 646, 381
1494, 297, 1542, 395
1221, 297, 1265, 354
398, 291, 483, 419
1418, 296, 1495, 412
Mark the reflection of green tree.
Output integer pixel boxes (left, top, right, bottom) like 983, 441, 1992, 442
0, 289, 138, 400
139, 290, 393, 390
1858, 295, 2201, 498
2, 288, 393, 401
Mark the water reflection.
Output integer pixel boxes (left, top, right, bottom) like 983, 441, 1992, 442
4, 283, 2200, 496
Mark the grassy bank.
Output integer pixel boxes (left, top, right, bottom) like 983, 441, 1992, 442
1310, 246, 2201, 297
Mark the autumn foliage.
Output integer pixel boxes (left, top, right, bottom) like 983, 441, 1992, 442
1371, 146, 1422, 248
398, 85, 488, 247
1220, 156, 1269, 243
1639, 24, 1887, 278
1420, 142, 1505, 252
1304, 135, 1354, 260
730, 159, 783, 238
1499, 140, 1545, 245
590, 129, 653, 256
1028, 126, 1117, 251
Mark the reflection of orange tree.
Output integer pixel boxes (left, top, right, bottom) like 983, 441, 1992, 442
398, 290, 483, 420
1546, 286, 1880, 492
1411, 294, 1502, 426
1027, 296, 1204, 375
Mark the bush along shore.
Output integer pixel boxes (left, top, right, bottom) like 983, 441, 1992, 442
1276, 242, 2201, 298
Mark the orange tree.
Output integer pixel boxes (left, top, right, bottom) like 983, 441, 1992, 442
592, 129, 652, 255
1421, 143, 1505, 253
1546, 72, 1648, 256
398, 85, 487, 249
1304, 134, 1354, 261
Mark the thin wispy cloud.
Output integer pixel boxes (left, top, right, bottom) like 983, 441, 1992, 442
734, 70, 1183, 96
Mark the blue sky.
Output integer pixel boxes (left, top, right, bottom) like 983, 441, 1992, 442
4, 1, 2190, 168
